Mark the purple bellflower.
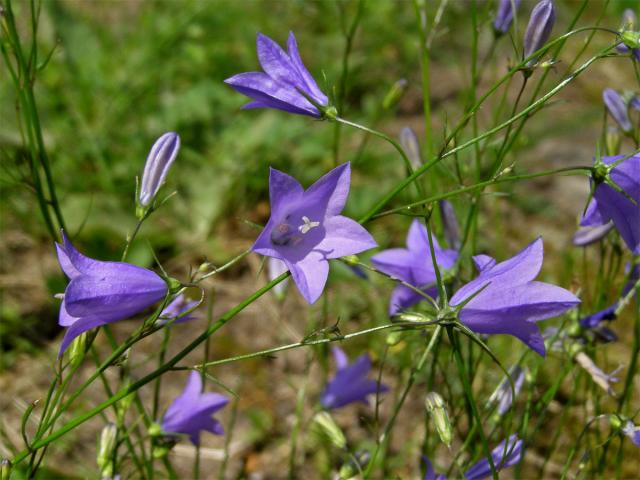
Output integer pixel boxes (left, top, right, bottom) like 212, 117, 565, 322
603, 89, 633, 132
252, 163, 377, 304
139, 132, 180, 207
464, 435, 524, 480
55, 231, 168, 356
449, 238, 580, 356
161, 371, 229, 445
494, 0, 521, 35
630, 95, 640, 111
622, 421, 640, 447
400, 127, 423, 170
423, 456, 447, 480
585, 154, 640, 254
371, 220, 458, 316
320, 347, 388, 410
523, 0, 555, 67
159, 294, 199, 325
224, 32, 329, 118
488, 365, 527, 415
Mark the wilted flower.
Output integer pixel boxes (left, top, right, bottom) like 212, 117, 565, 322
320, 347, 388, 409
161, 371, 228, 445
158, 294, 199, 325
224, 32, 329, 118
616, 9, 640, 61
573, 350, 621, 396
487, 365, 527, 415
139, 132, 180, 207
523, 0, 556, 67
400, 127, 422, 170
449, 238, 580, 356
252, 163, 377, 303
371, 220, 458, 315
55, 231, 168, 356
585, 154, 640, 254
464, 435, 523, 480
603, 89, 633, 132
622, 421, 640, 447
494, 0, 521, 35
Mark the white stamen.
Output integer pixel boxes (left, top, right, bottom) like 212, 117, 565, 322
298, 216, 320, 234
54, 293, 65, 300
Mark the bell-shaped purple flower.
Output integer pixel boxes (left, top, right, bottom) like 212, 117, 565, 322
587, 154, 640, 254
161, 371, 229, 445
139, 132, 180, 207
158, 294, 199, 326
494, 0, 522, 35
224, 32, 329, 118
371, 220, 458, 316
320, 347, 388, 410
523, 0, 556, 66
56, 232, 168, 356
252, 163, 377, 304
450, 238, 580, 356
464, 435, 523, 480
603, 89, 633, 132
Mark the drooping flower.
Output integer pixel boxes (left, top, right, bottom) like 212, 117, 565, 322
158, 294, 199, 325
224, 32, 329, 118
139, 132, 180, 207
494, 0, 522, 35
487, 365, 527, 415
603, 89, 633, 132
161, 371, 229, 445
371, 220, 458, 316
55, 231, 168, 356
622, 421, 640, 447
586, 154, 640, 254
464, 435, 524, 480
523, 0, 555, 66
320, 347, 388, 410
252, 163, 377, 304
449, 238, 580, 356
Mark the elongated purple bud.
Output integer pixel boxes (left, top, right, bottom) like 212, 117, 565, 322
630, 95, 640, 112
439, 200, 461, 250
523, 0, 555, 66
494, 0, 521, 35
399, 127, 422, 170
603, 89, 632, 132
139, 132, 180, 207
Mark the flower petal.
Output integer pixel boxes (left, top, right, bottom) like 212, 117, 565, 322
269, 167, 304, 217
313, 215, 377, 259
303, 163, 351, 218
332, 346, 349, 370
58, 315, 109, 357
594, 183, 640, 254
256, 32, 302, 88
286, 252, 329, 304
371, 248, 415, 283
389, 285, 429, 316
286, 31, 328, 105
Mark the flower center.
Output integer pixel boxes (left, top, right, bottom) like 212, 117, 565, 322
271, 215, 321, 246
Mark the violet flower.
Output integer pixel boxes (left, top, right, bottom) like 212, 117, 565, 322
423, 456, 447, 480
400, 127, 422, 170
439, 200, 461, 251
449, 238, 580, 356
158, 294, 199, 325
487, 365, 527, 415
224, 32, 329, 118
523, 0, 555, 67
622, 421, 640, 447
630, 95, 640, 111
464, 435, 523, 480
139, 132, 180, 207
573, 197, 615, 246
56, 231, 168, 356
320, 347, 388, 410
603, 89, 633, 132
161, 371, 229, 445
586, 154, 640, 254
252, 163, 377, 304
371, 220, 458, 316
494, 0, 521, 35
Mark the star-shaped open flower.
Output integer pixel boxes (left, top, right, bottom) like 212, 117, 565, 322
449, 238, 580, 356
224, 32, 329, 118
252, 162, 377, 304
55, 231, 168, 356
583, 154, 640, 255
371, 220, 458, 315
320, 347, 388, 410
161, 371, 229, 445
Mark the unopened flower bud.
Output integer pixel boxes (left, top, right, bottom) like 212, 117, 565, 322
312, 411, 347, 449
1, 459, 11, 480
603, 88, 632, 132
494, 0, 522, 35
167, 277, 182, 294
523, 0, 556, 67
386, 330, 404, 346
609, 414, 623, 430
439, 200, 461, 250
148, 422, 162, 438
399, 127, 422, 170
139, 132, 180, 207
620, 30, 640, 51
342, 255, 360, 266
382, 79, 408, 110
97, 423, 117, 478
67, 332, 87, 367
425, 392, 453, 447
606, 127, 622, 156
395, 312, 428, 323
339, 450, 371, 479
